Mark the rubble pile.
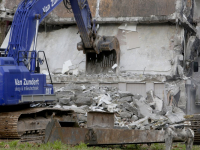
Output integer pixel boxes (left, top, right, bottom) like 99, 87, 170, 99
54, 83, 186, 129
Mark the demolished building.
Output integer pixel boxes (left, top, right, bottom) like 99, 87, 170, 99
0, 0, 200, 117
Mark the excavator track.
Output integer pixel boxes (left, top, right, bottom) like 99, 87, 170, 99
0, 108, 77, 142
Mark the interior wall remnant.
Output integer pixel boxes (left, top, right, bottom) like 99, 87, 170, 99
35, 23, 185, 77
126, 32, 140, 50
194, 0, 200, 22
184, 36, 200, 76
36, 26, 85, 74
0, 21, 6, 46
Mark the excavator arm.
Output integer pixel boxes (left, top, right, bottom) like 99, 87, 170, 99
6, 0, 120, 74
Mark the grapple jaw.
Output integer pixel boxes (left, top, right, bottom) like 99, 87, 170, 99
80, 36, 120, 74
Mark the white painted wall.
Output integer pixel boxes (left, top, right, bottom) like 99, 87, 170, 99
37, 26, 85, 74
36, 24, 183, 76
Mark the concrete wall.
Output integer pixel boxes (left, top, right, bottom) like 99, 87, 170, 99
194, 0, 200, 22
37, 24, 183, 76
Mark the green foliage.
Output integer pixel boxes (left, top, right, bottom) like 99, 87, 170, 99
151, 143, 165, 150
126, 144, 141, 149
74, 142, 88, 149
18, 142, 27, 149
1, 141, 200, 150
52, 140, 63, 150
9, 140, 19, 148
0, 142, 5, 148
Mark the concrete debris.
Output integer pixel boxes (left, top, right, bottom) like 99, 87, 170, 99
118, 96, 133, 102
178, 81, 187, 109
135, 99, 153, 118
41, 70, 53, 75
165, 107, 185, 124
118, 91, 134, 98
81, 85, 86, 91
73, 69, 79, 76
123, 102, 138, 116
77, 114, 87, 123
119, 112, 132, 118
52, 68, 62, 74
55, 84, 186, 130
131, 115, 139, 122
75, 97, 93, 107
146, 90, 163, 111
112, 64, 118, 69
133, 94, 143, 100
165, 127, 194, 150
59, 97, 71, 105
98, 94, 112, 106
177, 65, 184, 78
62, 60, 72, 74
146, 90, 154, 103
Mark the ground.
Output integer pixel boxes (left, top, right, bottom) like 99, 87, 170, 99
0, 141, 200, 150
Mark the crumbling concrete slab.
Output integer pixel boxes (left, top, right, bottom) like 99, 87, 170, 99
165, 107, 185, 124
123, 102, 138, 116
118, 91, 133, 98
118, 96, 133, 103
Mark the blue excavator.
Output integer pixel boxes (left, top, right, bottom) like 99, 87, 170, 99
0, 0, 120, 141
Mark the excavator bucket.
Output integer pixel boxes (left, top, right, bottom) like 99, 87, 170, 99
85, 36, 120, 74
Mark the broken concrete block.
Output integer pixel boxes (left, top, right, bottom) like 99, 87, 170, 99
123, 102, 138, 116
56, 91, 75, 99
80, 105, 90, 111
75, 97, 93, 106
133, 94, 143, 100
118, 91, 133, 98
149, 102, 156, 110
165, 127, 194, 150
140, 126, 146, 130
54, 104, 62, 109
77, 114, 87, 122
112, 64, 118, 69
178, 65, 184, 78
178, 81, 187, 109
146, 90, 163, 111
81, 85, 86, 91
173, 107, 185, 114
98, 94, 112, 106
165, 110, 185, 124
119, 112, 132, 118
62, 60, 72, 74
107, 104, 117, 112
118, 96, 133, 102
131, 115, 139, 122
63, 105, 86, 114
59, 97, 71, 105
73, 69, 79, 76
165, 106, 173, 113
146, 90, 155, 103
128, 116, 149, 129
139, 97, 146, 102
154, 97, 163, 111
135, 100, 153, 118
53, 68, 62, 74
41, 70, 52, 75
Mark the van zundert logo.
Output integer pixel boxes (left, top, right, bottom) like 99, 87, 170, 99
15, 78, 39, 86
